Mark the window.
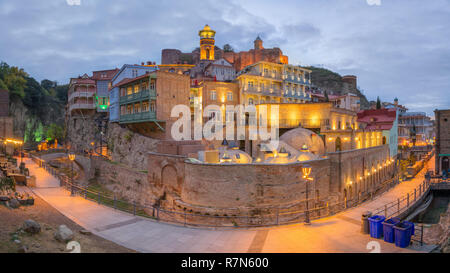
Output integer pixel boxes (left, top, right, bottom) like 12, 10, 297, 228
127, 86, 132, 95
134, 103, 141, 113
134, 85, 139, 93
248, 98, 254, 105
210, 90, 217, 101
150, 80, 156, 90
248, 81, 254, 88
227, 92, 233, 101
150, 101, 156, 112
142, 101, 149, 112
127, 104, 132, 114
141, 82, 148, 91
120, 106, 126, 115
120, 88, 126, 97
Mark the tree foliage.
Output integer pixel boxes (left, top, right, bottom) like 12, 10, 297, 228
223, 44, 234, 52
0, 61, 68, 144
376, 96, 381, 109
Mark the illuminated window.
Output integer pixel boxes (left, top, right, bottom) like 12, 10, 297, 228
134, 85, 139, 93
210, 90, 217, 100
127, 86, 132, 95
127, 104, 132, 114
227, 92, 233, 101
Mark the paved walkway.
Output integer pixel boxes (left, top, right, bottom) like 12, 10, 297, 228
24, 157, 435, 253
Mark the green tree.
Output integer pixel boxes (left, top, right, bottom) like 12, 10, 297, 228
45, 123, 64, 141
0, 62, 28, 99
376, 96, 381, 109
223, 44, 234, 52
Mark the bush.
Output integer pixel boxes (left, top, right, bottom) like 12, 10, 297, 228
0, 177, 15, 193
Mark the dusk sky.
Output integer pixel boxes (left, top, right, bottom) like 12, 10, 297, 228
0, 0, 449, 116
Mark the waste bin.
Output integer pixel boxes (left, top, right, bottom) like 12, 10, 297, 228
393, 222, 413, 248
368, 215, 386, 239
382, 217, 401, 243
403, 221, 415, 237
361, 211, 372, 234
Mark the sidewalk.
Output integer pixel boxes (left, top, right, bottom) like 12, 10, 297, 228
25, 157, 434, 253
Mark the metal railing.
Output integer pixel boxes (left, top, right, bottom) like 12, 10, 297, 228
372, 179, 431, 220
31, 154, 401, 228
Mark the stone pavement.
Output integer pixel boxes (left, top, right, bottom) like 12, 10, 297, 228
24, 157, 435, 253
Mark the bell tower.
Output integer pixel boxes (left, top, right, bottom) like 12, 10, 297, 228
199, 25, 216, 61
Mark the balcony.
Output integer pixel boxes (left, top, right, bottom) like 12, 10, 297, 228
69, 91, 95, 101
283, 75, 311, 85
245, 71, 283, 81
283, 91, 311, 100
119, 111, 157, 124
120, 89, 156, 105
278, 118, 328, 129
244, 87, 282, 96
69, 103, 96, 112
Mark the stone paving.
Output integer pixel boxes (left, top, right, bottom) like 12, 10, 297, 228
24, 157, 435, 253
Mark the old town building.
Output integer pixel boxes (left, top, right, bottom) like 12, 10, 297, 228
357, 108, 398, 157
115, 70, 190, 139
91, 68, 119, 113
237, 61, 312, 106
109, 64, 158, 122
67, 74, 97, 116
398, 111, 434, 146
435, 109, 450, 174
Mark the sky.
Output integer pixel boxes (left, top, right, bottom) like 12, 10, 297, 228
0, 0, 449, 116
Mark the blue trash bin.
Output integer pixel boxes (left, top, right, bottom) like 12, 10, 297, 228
403, 221, 415, 238
368, 215, 386, 239
394, 222, 413, 248
382, 217, 401, 243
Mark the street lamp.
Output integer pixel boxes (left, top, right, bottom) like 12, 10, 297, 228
68, 152, 76, 196
302, 164, 314, 225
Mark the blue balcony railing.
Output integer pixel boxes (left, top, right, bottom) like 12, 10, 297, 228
119, 111, 157, 124
120, 89, 156, 104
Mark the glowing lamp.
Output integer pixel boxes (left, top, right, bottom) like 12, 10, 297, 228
68, 153, 76, 161
302, 164, 313, 181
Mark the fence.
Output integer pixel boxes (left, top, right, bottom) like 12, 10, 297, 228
370, 178, 442, 246
31, 158, 401, 228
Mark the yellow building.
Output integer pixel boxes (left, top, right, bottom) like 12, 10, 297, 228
236, 61, 312, 106
256, 102, 382, 153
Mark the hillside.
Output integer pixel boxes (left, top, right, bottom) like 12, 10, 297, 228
0, 62, 67, 147
305, 66, 370, 109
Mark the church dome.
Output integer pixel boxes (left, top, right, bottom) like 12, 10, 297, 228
280, 127, 325, 155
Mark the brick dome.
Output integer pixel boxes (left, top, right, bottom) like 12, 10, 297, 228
280, 127, 325, 155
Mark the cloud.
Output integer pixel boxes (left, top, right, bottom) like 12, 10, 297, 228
0, 0, 449, 116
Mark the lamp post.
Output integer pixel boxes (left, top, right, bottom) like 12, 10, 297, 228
302, 164, 313, 225
68, 152, 76, 196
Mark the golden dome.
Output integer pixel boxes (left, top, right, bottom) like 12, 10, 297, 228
199, 24, 216, 39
